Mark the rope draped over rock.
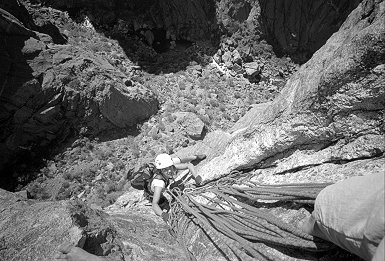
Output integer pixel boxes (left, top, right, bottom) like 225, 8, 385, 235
165, 171, 334, 261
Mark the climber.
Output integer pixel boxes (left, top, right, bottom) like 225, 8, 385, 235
151, 153, 206, 223
302, 172, 384, 261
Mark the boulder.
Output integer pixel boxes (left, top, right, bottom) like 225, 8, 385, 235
0, 188, 189, 261
173, 112, 205, 140
243, 61, 262, 77
221, 50, 232, 64
232, 49, 242, 64
0, 189, 123, 261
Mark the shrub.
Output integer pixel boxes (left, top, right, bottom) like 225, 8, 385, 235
63, 172, 72, 180
223, 112, 231, 120
28, 183, 50, 200
158, 121, 166, 131
189, 98, 198, 105
210, 99, 219, 107
226, 78, 235, 87
104, 181, 116, 194
56, 187, 71, 200
178, 82, 186, 90
186, 104, 196, 113
151, 132, 160, 140
165, 144, 174, 154
166, 114, 175, 122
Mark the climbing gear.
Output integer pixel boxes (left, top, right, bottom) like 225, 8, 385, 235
130, 163, 169, 198
154, 153, 174, 169
164, 170, 335, 261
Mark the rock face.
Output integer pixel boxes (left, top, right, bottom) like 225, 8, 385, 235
44, 0, 217, 43
179, 0, 385, 183
173, 112, 205, 139
0, 1, 159, 179
215, 0, 361, 64
258, 0, 361, 63
0, 188, 187, 261
0, 189, 123, 261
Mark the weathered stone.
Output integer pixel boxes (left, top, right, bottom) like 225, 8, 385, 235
213, 53, 222, 63
232, 49, 242, 64
190, 0, 385, 183
173, 112, 205, 139
231, 63, 243, 74
221, 50, 232, 63
243, 61, 262, 77
0, 189, 123, 261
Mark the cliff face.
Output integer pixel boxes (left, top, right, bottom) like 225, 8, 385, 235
180, 0, 385, 186
258, 0, 361, 63
36, 0, 360, 62
0, 189, 187, 261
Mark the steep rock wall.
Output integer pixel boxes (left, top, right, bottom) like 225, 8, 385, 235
259, 0, 361, 63
177, 0, 385, 183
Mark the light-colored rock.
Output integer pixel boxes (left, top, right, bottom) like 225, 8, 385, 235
189, 0, 385, 182
243, 61, 262, 77
0, 189, 122, 261
173, 112, 205, 139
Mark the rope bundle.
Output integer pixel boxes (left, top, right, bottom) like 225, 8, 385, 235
166, 178, 333, 261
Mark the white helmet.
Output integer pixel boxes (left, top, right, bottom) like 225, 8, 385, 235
154, 153, 174, 169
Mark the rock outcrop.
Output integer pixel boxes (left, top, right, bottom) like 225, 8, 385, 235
179, 0, 385, 185
0, 189, 123, 260
0, 188, 187, 260
0, 1, 159, 179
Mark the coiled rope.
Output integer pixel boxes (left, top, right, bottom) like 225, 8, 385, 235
166, 170, 334, 261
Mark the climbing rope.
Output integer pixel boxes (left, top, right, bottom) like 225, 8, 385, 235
166, 172, 334, 261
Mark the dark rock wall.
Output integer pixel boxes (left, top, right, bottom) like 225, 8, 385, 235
40, 0, 360, 63
259, 0, 362, 63
40, 0, 217, 43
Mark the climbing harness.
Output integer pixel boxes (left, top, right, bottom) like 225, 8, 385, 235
165, 170, 334, 261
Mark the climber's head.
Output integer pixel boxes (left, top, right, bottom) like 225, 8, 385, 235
154, 153, 173, 169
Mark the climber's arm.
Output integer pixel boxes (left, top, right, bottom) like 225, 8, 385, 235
152, 186, 164, 216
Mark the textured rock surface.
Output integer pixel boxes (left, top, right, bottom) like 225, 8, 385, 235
0, 189, 123, 261
189, 0, 385, 182
215, 0, 361, 65
172, 112, 205, 139
0, 1, 159, 175
105, 203, 187, 261
0, 188, 187, 261
259, 0, 361, 63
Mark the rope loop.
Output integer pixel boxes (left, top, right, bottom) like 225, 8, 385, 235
166, 170, 333, 260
